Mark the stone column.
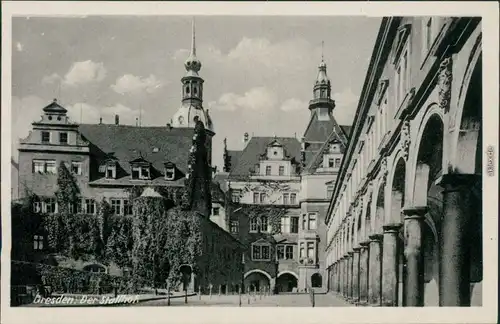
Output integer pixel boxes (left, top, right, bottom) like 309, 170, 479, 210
368, 234, 383, 306
343, 254, 349, 298
347, 252, 353, 301
381, 223, 403, 306
358, 241, 370, 306
439, 174, 478, 306
337, 261, 341, 293
402, 207, 426, 307
339, 258, 344, 295
352, 247, 361, 304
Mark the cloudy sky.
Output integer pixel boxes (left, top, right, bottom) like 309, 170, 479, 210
11, 15, 381, 169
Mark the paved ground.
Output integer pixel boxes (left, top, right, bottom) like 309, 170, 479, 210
135, 292, 353, 307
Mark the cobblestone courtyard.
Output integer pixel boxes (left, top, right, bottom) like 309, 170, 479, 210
135, 293, 352, 307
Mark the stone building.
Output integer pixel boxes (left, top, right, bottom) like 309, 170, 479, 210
221, 59, 351, 293
325, 17, 482, 307
12, 20, 243, 292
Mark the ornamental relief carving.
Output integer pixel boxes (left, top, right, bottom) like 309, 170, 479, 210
400, 120, 411, 161
438, 56, 453, 113
379, 157, 389, 185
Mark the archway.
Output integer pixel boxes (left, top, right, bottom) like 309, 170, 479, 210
413, 113, 444, 306
276, 272, 298, 293
390, 157, 407, 306
456, 54, 482, 306
311, 273, 322, 288
179, 265, 193, 292
244, 269, 271, 292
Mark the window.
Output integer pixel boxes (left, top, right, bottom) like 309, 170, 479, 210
41, 198, 57, 214
328, 158, 334, 168
285, 245, 294, 260
33, 160, 45, 174
71, 161, 82, 175
277, 245, 285, 260
34, 235, 44, 250
41, 131, 50, 144
124, 199, 133, 215
327, 186, 334, 199
46, 161, 57, 174
33, 200, 41, 213
307, 242, 315, 259
307, 213, 317, 230
253, 192, 259, 204
59, 132, 68, 144
249, 218, 258, 233
425, 18, 433, 52
265, 165, 271, 176
283, 193, 289, 205
110, 199, 122, 215
252, 244, 270, 261
299, 242, 305, 258
260, 216, 269, 232
302, 214, 307, 230
165, 167, 175, 180
281, 216, 290, 233
259, 193, 266, 204
232, 190, 241, 203
230, 221, 239, 234
106, 165, 116, 179
290, 193, 297, 205
84, 199, 96, 214
335, 158, 342, 168
290, 217, 299, 233
212, 207, 220, 216
278, 165, 284, 176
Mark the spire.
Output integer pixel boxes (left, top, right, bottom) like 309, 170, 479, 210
321, 40, 324, 62
184, 17, 202, 75
191, 17, 196, 57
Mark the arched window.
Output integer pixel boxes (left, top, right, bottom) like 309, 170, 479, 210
311, 273, 322, 288
186, 86, 190, 94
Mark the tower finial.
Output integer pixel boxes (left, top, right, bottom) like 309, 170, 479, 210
191, 16, 196, 56
321, 40, 324, 62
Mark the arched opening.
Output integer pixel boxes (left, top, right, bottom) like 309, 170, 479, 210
276, 272, 298, 293
414, 113, 444, 306
365, 203, 372, 240
311, 273, 322, 288
391, 157, 407, 306
375, 182, 385, 234
459, 55, 483, 306
244, 270, 271, 293
179, 265, 192, 292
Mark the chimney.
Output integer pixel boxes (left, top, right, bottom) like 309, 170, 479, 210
166, 123, 172, 130
115, 115, 119, 125
99, 117, 103, 125
243, 132, 249, 144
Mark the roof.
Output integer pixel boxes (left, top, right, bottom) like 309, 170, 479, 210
77, 124, 195, 184
42, 99, 67, 114
304, 128, 349, 174
303, 110, 352, 143
211, 181, 226, 203
228, 136, 301, 179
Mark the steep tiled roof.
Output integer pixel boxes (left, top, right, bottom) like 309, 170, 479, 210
304, 128, 349, 174
228, 136, 301, 180
77, 124, 195, 184
303, 110, 352, 143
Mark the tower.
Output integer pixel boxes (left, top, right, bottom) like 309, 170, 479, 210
308, 48, 335, 121
171, 18, 215, 166
171, 18, 214, 132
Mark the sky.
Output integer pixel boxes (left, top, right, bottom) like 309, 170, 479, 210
11, 15, 381, 169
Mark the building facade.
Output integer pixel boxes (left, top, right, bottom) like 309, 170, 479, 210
221, 59, 351, 293
325, 17, 482, 307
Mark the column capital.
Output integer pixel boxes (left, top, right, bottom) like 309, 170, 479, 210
437, 173, 480, 192
344, 253, 350, 259
348, 251, 354, 256
369, 234, 383, 242
359, 240, 370, 247
383, 222, 403, 233
353, 246, 362, 252
402, 206, 428, 218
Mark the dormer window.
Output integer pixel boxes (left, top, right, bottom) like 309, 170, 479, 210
41, 131, 50, 144
164, 162, 176, 180
106, 163, 116, 179
59, 132, 68, 145
132, 166, 150, 180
